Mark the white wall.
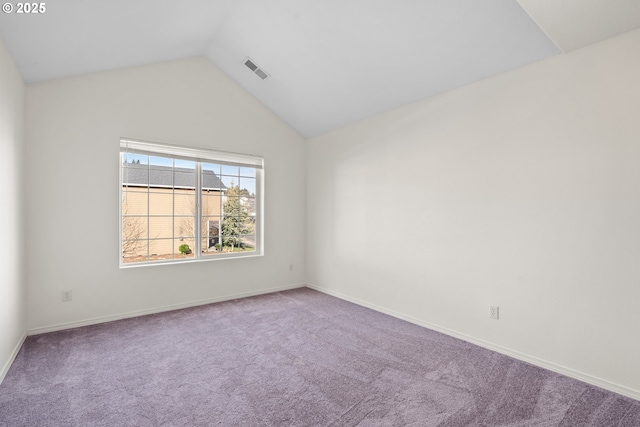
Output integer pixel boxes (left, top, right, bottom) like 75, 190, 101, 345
307, 29, 640, 398
0, 38, 26, 381
25, 57, 306, 332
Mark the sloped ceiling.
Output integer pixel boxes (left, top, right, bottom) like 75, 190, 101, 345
518, 0, 640, 53
1, 0, 638, 137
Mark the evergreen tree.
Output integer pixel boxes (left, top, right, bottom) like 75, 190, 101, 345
221, 185, 252, 251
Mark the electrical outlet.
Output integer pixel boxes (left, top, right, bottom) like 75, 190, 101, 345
62, 290, 73, 302
490, 305, 499, 320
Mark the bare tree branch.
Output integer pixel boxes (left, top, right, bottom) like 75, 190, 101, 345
121, 203, 147, 258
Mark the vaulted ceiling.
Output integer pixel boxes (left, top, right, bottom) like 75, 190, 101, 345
1, 0, 639, 137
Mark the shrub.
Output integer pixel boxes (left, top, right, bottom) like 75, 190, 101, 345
178, 244, 191, 255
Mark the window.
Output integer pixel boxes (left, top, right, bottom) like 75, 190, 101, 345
120, 139, 263, 266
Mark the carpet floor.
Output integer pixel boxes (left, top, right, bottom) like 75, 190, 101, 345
1, 288, 639, 426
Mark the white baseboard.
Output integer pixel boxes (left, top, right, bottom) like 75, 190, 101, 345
28, 283, 305, 336
306, 284, 640, 402
0, 331, 27, 385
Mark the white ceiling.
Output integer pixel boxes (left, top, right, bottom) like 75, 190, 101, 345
1, 1, 638, 137
517, 0, 640, 53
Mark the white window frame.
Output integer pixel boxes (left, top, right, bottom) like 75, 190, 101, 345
119, 138, 264, 267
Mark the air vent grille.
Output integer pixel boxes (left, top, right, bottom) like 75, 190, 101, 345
244, 59, 258, 72
254, 69, 268, 80
244, 57, 269, 80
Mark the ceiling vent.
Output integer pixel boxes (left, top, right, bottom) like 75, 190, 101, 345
244, 57, 269, 80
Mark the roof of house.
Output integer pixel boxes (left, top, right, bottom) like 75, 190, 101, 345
122, 163, 225, 191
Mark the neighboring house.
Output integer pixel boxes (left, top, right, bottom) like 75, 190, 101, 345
121, 162, 226, 262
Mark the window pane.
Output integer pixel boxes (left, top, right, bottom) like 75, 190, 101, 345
244, 196, 257, 217
147, 167, 174, 189
201, 238, 216, 255
174, 238, 195, 259
122, 252, 148, 264
239, 167, 256, 178
202, 168, 223, 191
221, 210, 253, 250
223, 196, 241, 211
149, 155, 173, 167
221, 164, 239, 176
240, 235, 256, 251
122, 164, 149, 186
175, 217, 194, 239
149, 216, 173, 239
174, 172, 196, 189
122, 213, 148, 264
202, 216, 221, 238
221, 175, 238, 189
174, 159, 195, 169
239, 177, 256, 196
149, 238, 172, 260
123, 153, 148, 166
122, 192, 147, 215
149, 192, 174, 215
203, 218, 220, 254
203, 163, 221, 174
174, 193, 195, 215
201, 194, 221, 216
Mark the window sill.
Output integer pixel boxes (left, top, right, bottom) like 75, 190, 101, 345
119, 252, 264, 269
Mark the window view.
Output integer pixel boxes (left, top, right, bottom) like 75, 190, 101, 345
120, 140, 262, 266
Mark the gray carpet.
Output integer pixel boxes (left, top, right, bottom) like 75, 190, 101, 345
1, 288, 639, 426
